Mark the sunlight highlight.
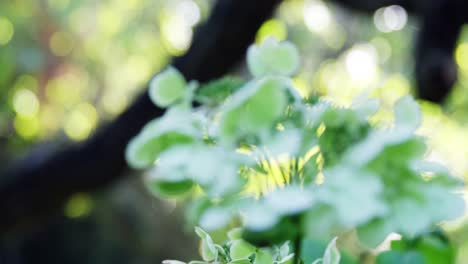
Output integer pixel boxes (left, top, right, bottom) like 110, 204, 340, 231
303, 0, 332, 34
374, 5, 408, 33
13, 89, 40, 117
345, 44, 379, 86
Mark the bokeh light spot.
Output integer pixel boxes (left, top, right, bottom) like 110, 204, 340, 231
303, 0, 332, 34
455, 43, 468, 73
13, 89, 40, 117
101, 92, 128, 116
176, 0, 201, 27
46, 74, 83, 106
377, 74, 411, 105
371, 37, 392, 63
160, 12, 193, 55
50, 31, 74, 56
345, 44, 379, 85
374, 5, 408, 33
14, 75, 38, 91
64, 193, 94, 219
64, 103, 98, 141
14, 115, 40, 139
0, 16, 14, 45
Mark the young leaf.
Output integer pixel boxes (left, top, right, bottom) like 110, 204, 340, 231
125, 108, 199, 169
247, 38, 300, 77
230, 240, 256, 260
195, 227, 218, 261
162, 260, 187, 264
149, 66, 188, 107
220, 77, 288, 140
254, 249, 274, 264
195, 77, 246, 106
322, 237, 340, 264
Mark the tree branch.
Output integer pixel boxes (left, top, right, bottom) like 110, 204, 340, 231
326, 0, 467, 102
0, 0, 283, 237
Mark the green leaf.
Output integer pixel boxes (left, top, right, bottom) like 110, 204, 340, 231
300, 239, 359, 264
416, 235, 456, 264
199, 206, 233, 231
257, 128, 302, 158
243, 203, 280, 231
247, 37, 300, 77
254, 249, 274, 264
220, 77, 288, 140
229, 240, 256, 260
162, 260, 187, 264
195, 77, 246, 106
201, 239, 217, 262
352, 98, 380, 118
391, 198, 431, 236
243, 217, 299, 247
145, 179, 193, 197
319, 167, 386, 227
125, 108, 199, 169
228, 228, 244, 240
394, 96, 421, 132
195, 227, 218, 262
356, 218, 394, 248
264, 185, 314, 216
376, 251, 425, 264
126, 131, 195, 169
300, 239, 327, 264
302, 205, 341, 241
149, 66, 188, 107
322, 237, 340, 264
228, 259, 252, 264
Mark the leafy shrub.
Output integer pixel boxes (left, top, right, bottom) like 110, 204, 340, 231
126, 38, 465, 263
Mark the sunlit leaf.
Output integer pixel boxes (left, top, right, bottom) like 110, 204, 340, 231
149, 66, 188, 107
247, 37, 300, 77
322, 237, 340, 264
229, 240, 256, 260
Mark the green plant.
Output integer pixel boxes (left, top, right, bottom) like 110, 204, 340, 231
161, 227, 339, 264
126, 38, 465, 263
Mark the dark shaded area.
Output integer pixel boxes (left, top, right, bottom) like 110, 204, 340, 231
0, 178, 198, 264
415, 0, 466, 102
331, 0, 417, 13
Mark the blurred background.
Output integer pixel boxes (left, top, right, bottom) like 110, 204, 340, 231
1, 0, 468, 263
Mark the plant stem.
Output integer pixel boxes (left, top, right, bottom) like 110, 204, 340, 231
294, 234, 302, 264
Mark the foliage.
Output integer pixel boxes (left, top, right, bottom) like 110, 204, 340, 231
126, 38, 465, 263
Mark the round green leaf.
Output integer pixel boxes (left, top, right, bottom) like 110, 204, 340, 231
254, 249, 274, 264
247, 38, 300, 77
125, 108, 199, 169
229, 240, 256, 260
149, 66, 187, 107
220, 77, 288, 140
